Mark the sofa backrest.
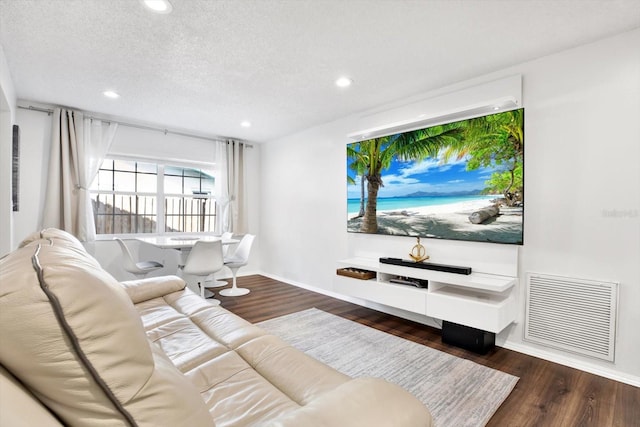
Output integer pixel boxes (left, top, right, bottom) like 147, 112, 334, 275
0, 229, 213, 426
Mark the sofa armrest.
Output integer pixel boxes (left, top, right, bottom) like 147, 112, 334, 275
267, 377, 432, 427
120, 275, 186, 304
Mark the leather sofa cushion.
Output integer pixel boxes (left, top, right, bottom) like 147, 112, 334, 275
0, 229, 213, 427
134, 290, 365, 426
0, 365, 63, 427
121, 275, 186, 304
267, 377, 433, 427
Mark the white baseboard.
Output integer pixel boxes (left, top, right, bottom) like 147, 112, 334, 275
500, 341, 640, 388
260, 271, 640, 388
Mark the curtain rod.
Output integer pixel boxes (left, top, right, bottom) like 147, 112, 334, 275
17, 104, 254, 148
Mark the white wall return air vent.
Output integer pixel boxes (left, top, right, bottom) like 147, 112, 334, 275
525, 272, 618, 362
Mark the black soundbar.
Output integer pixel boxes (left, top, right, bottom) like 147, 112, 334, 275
379, 257, 472, 275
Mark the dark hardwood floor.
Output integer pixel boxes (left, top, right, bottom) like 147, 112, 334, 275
216, 275, 640, 427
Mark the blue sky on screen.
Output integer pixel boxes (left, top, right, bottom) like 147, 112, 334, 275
347, 153, 499, 199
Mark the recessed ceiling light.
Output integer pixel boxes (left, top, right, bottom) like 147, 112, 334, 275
141, 0, 173, 14
335, 77, 353, 88
103, 90, 120, 99
240, 121, 252, 128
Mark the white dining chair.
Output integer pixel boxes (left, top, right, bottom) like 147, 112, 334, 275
219, 234, 255, 297
114, 238, 164, 279
202, 232, 237, 288
181, 240, 224, 304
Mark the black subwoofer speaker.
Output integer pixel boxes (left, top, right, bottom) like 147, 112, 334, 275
442, 321, 495, 354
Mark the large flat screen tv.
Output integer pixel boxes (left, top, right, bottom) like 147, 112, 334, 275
347, 108, 524, 245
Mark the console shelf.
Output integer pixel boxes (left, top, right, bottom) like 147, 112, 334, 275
335, 257, 518, 333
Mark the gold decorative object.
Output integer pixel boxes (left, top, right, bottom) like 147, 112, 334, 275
409, 237, 429, 262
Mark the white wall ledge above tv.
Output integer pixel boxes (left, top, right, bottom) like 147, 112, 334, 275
348, 96, 520, 141
347, 74, 522, 141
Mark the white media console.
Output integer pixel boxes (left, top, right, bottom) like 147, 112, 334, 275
335, 257, 518, 333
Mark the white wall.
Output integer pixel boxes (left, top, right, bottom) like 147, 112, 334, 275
109, 125, 215, 164
0, 42, 17, 256
10, 109, 51, 244
260, 29, 640, 384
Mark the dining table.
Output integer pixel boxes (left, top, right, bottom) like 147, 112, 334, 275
136, 235, 240, 267
135, 235, 239, 250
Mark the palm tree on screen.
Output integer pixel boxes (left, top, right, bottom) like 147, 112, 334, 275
348, 123, 464, 233
347, 143, 368, 218
441, 109, 524, 206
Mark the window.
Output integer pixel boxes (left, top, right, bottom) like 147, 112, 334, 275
90, 158, 215, 235
164, 165, 215, 233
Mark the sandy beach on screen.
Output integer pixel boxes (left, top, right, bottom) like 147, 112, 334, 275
347, 200, 523, 243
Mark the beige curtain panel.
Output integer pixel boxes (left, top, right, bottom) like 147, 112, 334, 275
215, 139, 246, 234
42, 108, 117, 241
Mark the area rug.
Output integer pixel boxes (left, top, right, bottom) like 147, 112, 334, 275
256, 308, 518, 427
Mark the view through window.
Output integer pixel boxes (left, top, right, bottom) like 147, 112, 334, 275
90, 159, 215, 234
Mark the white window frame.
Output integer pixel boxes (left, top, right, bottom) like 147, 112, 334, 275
90, 155, 216, 239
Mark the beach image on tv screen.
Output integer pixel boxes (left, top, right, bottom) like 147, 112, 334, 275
347, 108, 524, 245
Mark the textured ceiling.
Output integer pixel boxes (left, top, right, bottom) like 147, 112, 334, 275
1, 0, 639, 143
